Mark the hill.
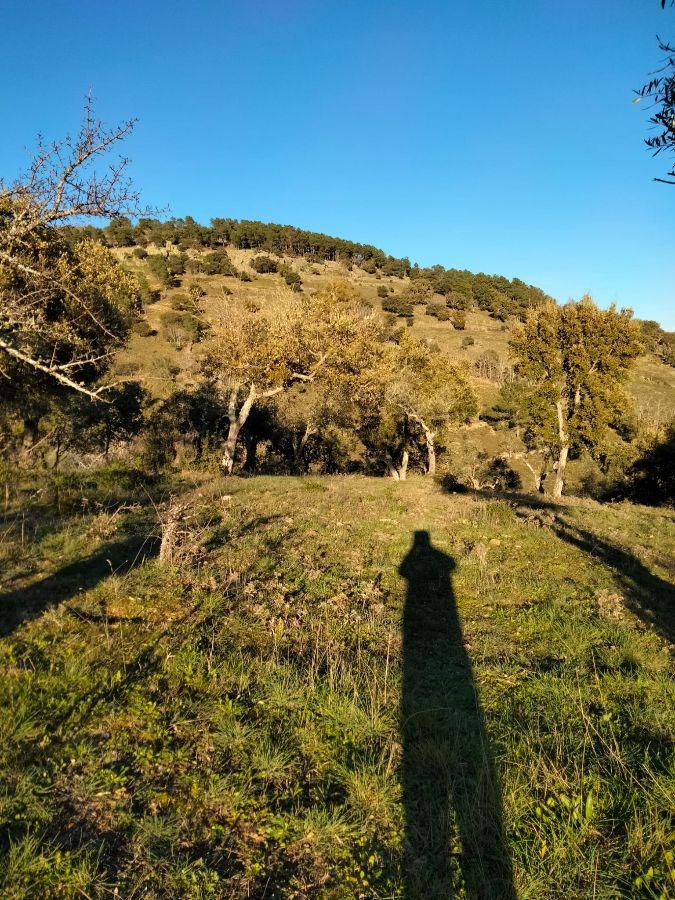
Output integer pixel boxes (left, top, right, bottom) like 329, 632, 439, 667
1, 469, 673, 897
95, 223, 675, 496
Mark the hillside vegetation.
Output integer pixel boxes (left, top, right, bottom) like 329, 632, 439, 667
73, 217, 675, 498
1, 470, 673, 897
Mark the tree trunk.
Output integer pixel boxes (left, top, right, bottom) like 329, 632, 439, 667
523, 459, 542, 493
222, 420, 242, 475
19, 417, 40, 463
552, 399, 569, 501
424, 431, 436, 475
552, 444, 568, 500
221, 385, 257, 475
385, 452, 400, 480
398, 449, 409, 481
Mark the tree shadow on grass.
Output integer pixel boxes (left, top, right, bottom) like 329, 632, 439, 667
399, 530, 515, 899
0, 533, 159, 638
440, 479, 675, 646
474, 489, 674, 647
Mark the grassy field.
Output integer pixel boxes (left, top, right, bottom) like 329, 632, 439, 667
1, 470, 673, 897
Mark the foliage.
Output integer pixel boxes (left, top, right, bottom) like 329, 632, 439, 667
250, 254, 279, 274
510, 297, 642, 498
64, 216, 552, 316
624, 422, 675, 505
200, 283, 380, 472
636, 32, 675, 184
382, 296, 414, 318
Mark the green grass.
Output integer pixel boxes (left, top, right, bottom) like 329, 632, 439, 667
1, 470, 674, 897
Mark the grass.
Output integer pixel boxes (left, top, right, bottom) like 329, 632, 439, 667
1, 469, 673, 897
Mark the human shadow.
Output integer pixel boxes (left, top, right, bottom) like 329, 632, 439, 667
399, 531, 515, 899
0, 533, 159, 638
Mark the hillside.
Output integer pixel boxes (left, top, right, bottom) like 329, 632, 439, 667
108, 238, 675, 494
1, 470, 673, 897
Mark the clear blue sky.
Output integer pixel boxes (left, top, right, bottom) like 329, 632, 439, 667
2, 0, 674, 327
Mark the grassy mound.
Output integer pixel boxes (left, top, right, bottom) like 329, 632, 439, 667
1, 472, 673, 897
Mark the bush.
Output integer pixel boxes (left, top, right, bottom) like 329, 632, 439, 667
279, 264, 302, 288
377, 285, 389, 299
425, 302, 451, 320
250, 255, 279, 274
160, 311, 202, 348
189, 283, 207, 300
170, 293, 190, 311
382, 296, 414, 318
114, 361, 142, 376
185, 250, 236, 276
204, 250, 237, 276
445, 290, 469, 310
461, 335, 475, 349
146, 254, 173, 287
132, 247, 148, 259
481, 457, 522, 491
452, 311, 467, 330
239, 271, 253, 282
166, 253, 186, 277
132, 320, 154, 337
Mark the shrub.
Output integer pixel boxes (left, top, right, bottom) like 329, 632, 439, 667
160, 311, 202, 348
452, 311, 467, 330
279, 264, 302, 288
189, 283, 207, 300
377, 285, 389, 299
461, 335, 475, 349
425, 302, 451, 320
170, 293, 190, 311
166, 253, 186, 276
382, 296, 414, 318
206, 250, 237, 275
239, 271, 253, 282
185, 250, 236, 276
132, 247, 148, 259
445, 290, 469, 310
146, 254, 173, 287
474, 349, 502, 381
250, 255, 278, 274
132, 320, 154, 337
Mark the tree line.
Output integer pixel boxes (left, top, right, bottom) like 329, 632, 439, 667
63, 215, 555, 321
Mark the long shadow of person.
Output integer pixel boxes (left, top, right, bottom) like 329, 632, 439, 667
399, 531, 515, 899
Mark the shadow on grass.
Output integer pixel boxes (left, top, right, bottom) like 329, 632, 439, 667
453, 487, 675, 647
399, 530, 515, 899
0, 533, 159, 638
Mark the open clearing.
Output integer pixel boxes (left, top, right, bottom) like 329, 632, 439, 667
1, 471, 673, 897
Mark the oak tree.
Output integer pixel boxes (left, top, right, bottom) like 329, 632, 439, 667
510, 297, 642, 499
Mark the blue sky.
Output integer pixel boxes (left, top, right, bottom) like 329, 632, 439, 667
2, 0, 674, 327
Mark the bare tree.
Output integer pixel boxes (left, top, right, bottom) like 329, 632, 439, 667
0, 97, 147, 400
